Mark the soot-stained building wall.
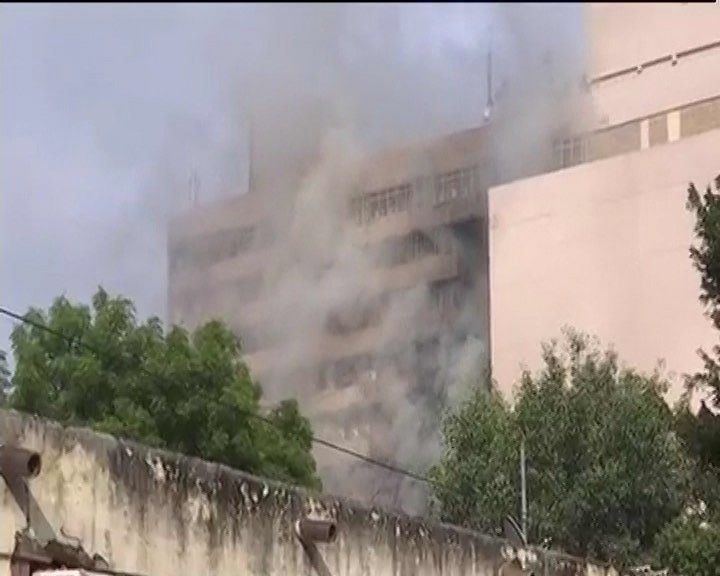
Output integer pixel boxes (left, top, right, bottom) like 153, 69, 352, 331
0, 409, 616, 576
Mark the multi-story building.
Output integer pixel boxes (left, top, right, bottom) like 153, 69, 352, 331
168, 124, 498, 504
168, 2, 720, 504
489, 3, 720, 400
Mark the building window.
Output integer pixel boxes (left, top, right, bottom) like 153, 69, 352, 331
430, 280, 464, 313
351, 183, 413, 226
434, 167, 475, 206
377, 230, 442, 268
554, 136, 587, 169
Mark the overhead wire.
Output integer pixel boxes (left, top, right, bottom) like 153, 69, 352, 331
0, 305, 436, 486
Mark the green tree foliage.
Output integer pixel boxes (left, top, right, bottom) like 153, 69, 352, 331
653, 508, 720, 576
686, 175, 720, 408
430, 331, 690, 566
684, 175, 720, 480
653, 175, 720, 576
7, 287, 321, 490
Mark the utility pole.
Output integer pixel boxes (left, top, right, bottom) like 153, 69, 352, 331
520, 438, 528, 539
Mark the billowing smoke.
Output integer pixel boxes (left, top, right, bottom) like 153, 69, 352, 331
175, 3, 590, 513
2, 3, 589, 514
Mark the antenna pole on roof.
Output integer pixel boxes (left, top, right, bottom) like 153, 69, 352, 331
484, 39, 494, 122
247, 114, 254, 194
520, 437, 528, 538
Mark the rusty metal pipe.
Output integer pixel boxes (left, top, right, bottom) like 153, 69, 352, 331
295, 517, 337, 544
0, 446, 42, 479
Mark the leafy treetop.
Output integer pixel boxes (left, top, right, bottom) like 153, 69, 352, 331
430, 330, 690, 567
6, 287, 321, 490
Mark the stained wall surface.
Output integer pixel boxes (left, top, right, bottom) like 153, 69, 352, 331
0, 409, 615, 576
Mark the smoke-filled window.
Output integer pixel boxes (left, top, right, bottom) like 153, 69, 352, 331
350, 183, 413, 226
430, 280, 464, 314
434, 166, 475, 206
375, 230, 442, 267
554, 136, 587, 169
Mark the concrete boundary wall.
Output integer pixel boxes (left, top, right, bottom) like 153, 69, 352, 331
1, 409, 614, 576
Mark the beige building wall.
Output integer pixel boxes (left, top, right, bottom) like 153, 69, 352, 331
587, 3, 720, 77
0, 409, 616, 576
490, 3, 720, 400
586, 3, 720, 128
489, 128, 719, 399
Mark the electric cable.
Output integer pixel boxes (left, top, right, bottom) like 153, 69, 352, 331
0, 306, 435, 486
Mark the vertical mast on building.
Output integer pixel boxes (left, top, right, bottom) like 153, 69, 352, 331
188, 171, 200, 207
247, 113, 254, 195
484, 43, 494, 122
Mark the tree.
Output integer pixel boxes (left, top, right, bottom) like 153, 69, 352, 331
686, 174, 720, 408
430, 331, 690, 567
653, 175, 720, 575
7, 287, 321, 490
653, 509, 720, 576
683, 176, 720, 504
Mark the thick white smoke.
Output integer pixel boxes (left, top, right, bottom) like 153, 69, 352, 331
3, 4, 588, 513
174, 3, 591, 514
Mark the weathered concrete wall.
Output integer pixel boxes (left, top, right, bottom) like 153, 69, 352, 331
1, 409, 615, 576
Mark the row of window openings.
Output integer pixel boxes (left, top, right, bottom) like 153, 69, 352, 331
181, 251, 465, 351
172, 165, 478, 272
351, 166, 479, 226
174, 98, 717, 274
184, 223, 463, 321
375, 230, 452, 268
325, 280, 465, 337
552, 95, 720, 171
351, 184, 413, 226
319, 292, 465, 390
317, 338, 440, 393
236, 280, 465, 358
554, 136, 588, 169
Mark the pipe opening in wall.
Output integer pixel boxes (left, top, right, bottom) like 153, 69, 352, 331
295, 517, 338, 544
0, 446, 42, 479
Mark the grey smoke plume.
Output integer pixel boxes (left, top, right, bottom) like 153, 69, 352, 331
2, 3, 588, 513
205, 3, 589, 512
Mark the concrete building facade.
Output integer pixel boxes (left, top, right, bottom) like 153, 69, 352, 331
168, 2, 720, 501
489, 3, 720, 398
168, 126, 496, 504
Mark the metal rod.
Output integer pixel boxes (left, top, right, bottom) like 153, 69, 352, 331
520, 438, 527, 539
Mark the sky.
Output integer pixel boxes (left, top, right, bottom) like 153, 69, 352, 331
0, 3, 583, 355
